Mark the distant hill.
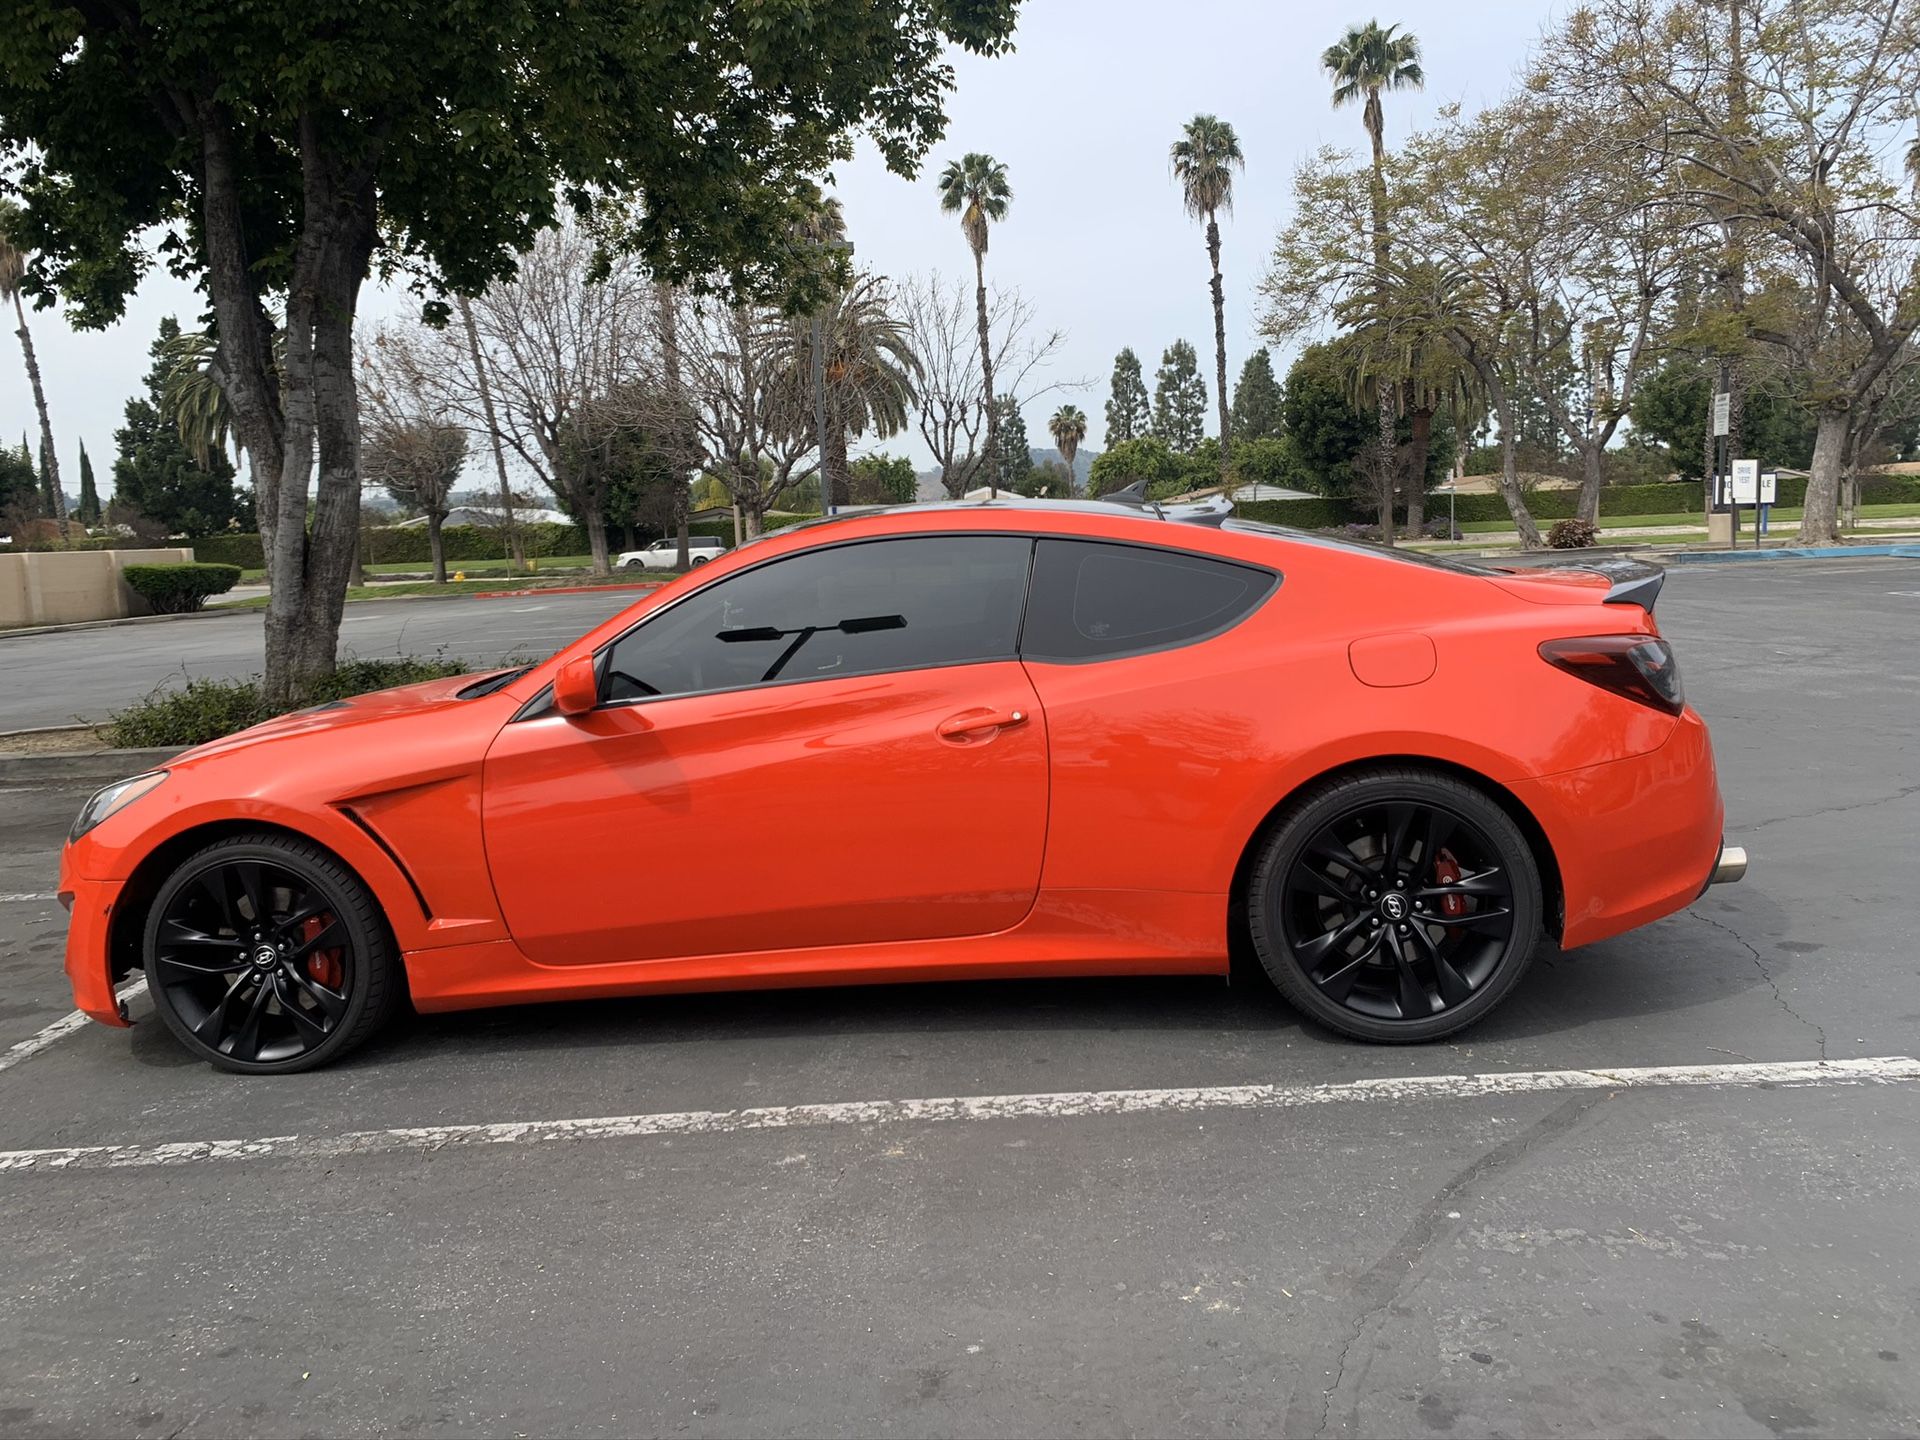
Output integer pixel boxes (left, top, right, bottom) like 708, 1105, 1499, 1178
915, 446, 1103, 500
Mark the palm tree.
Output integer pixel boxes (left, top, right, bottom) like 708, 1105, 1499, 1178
937, 153, 1012, 495
1171, 116, 1245, 485
1324, 21, 1423, 523
765, 275, 921, 508
1048, 404, 1088, 493
0, 202, 65, 525
158, 326, 236, 467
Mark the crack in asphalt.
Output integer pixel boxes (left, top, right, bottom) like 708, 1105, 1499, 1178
1290, 1091, 1606, 1438
1691, 909, 1829, 1061
1740, 779, 1920, 835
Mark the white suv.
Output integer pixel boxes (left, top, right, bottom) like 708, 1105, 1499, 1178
616, 536, 728, 570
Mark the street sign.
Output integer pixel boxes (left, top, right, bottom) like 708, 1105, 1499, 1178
1731, 458, 1760, 504
1712, 393, 1731, 437
1761, 470, 1777, 504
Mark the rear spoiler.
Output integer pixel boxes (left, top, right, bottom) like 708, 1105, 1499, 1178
1499, 555, 1667, 612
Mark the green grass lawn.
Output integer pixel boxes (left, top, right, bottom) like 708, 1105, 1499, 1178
239, 554, 599, 582
220, 570, 679, 608
1455, 501, 1920, 535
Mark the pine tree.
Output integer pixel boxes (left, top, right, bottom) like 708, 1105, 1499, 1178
77, 442, 102, 525
1104, 348, 1152, 444
1231, 349, 1285, 441
988, 395, 1032, 496
1152, 340, 1208, 453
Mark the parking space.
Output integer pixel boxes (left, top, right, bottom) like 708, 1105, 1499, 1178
2, 558, 1918, 1436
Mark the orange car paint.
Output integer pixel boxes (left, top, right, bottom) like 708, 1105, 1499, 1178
61, 505, 1729, 1028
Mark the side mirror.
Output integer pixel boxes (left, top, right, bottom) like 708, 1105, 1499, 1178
553, 654, 600, 717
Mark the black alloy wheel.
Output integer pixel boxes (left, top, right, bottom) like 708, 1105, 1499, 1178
144, 834, 397, 1073
1249, 769, 1541, 1043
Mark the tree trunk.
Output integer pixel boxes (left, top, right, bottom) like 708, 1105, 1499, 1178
656, 283, 692, 571
742, 504, 765, 540
972, 247, 998, 498
1375, 388, 1397, 541
1483, 367, 1543, 549
583, 507, 611, 576
1206, 215, 1231, 484
824, 419, 851, 509
427, 510, 447, 583
1406, 406, 1431, 537
460, 296, 524, 570
1578, 441, 1603, 524
1800, 405, 1847, 546
12, 294, 65, 526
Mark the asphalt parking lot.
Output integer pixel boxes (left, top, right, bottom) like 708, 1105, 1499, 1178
2, 556, 1918, 1438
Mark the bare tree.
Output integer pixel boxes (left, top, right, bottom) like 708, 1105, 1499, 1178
358, 416, 467, 583
900, 273, 1074, 498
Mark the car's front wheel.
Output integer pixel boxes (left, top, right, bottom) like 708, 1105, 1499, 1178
1247, 768, 1542, 1043
143, 833, 400, 1074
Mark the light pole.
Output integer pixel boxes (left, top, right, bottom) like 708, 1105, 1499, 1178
808, 239, 854, 517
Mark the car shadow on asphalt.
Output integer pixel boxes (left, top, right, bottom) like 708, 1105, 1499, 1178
322, 887, 1792, 1074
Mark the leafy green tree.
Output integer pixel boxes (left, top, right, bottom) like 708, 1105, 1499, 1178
938, 153, 1014, 494
988, 396, 1032, 495
1229, 436, 1301, 490
1105, 348, 1152, 443
1048, 404, 1088, 491
1630, 358, 1817, 480
1088, 435, 1185, 497
1015, 459, 1071, 497
111, 319, 244, 538
1153, 340, 1208, 453
1231, 349, 1285, 441
0, 439, 36, 521
1279, 346, 1374, 497
76, 442, 100, 526
848, 452, 918, 505
0, 0, 1019, 704
1171, 115, 1245, 481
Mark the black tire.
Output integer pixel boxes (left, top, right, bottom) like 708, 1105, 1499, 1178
691, 554, 711, 565
1247, 767, 1542, 1043
143, 832, 400, 1074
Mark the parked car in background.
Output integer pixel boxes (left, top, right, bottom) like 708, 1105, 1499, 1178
59, 494, 1742, 1073
618, 536, 727, 569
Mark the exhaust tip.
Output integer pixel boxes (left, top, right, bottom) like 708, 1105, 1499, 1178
1710, 844, 1748, 886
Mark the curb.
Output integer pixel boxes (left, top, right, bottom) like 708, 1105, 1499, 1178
0, 609, 244, 641
1668, 543, 1920, 564
471, 580, 665, 599
0, 745, 188, 785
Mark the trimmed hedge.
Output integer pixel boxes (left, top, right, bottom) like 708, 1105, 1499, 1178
121, 562, 243, 613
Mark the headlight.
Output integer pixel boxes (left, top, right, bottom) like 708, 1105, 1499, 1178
69, 771, 169, 842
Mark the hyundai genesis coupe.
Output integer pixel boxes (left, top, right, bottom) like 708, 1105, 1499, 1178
59, 495, 1745, 1073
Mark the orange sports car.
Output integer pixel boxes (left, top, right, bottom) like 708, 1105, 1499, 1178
59, 497, 1744, 1073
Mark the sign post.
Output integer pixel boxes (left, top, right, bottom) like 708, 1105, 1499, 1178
1731, 459, 1760, 549
1705, 392, 1735, 546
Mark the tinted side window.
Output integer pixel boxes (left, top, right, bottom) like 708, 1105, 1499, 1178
601, 536, 1034, 702
1021, 539, 1275, 662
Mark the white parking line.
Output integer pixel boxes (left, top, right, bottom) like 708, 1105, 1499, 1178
0, 892, 57, 903
0, 977, 147, 1077
2, 1055, 1913, 1174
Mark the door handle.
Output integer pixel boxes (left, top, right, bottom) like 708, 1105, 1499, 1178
936, 707, 1029, 740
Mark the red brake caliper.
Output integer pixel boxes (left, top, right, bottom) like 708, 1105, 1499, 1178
302, 913, 344, 989
1432, 850, 1469, 919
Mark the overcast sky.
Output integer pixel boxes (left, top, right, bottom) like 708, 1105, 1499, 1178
4, 0, 1555, 499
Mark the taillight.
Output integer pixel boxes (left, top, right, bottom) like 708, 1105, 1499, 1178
1538, 635, 1684, 714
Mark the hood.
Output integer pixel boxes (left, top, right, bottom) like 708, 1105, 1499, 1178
172, 672, 497, 765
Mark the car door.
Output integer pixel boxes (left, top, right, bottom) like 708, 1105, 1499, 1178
482, 534, 1048, 966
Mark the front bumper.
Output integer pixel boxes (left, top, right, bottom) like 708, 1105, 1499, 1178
61, 874, 132, 1028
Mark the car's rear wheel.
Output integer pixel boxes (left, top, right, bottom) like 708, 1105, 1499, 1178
143, 834, 399, 1074
1248, 768, 1541, 1043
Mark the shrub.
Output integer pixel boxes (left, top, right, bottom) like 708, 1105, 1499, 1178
1548, 518, 1599, 549
121, 562, 243, 613
102, 655, 472, 748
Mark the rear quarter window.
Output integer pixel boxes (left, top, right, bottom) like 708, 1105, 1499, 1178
1021, 538, 1276, 662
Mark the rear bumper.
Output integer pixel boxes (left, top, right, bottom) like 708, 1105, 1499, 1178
1510, 707, 1730, 950
62, 874, 132, 1028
